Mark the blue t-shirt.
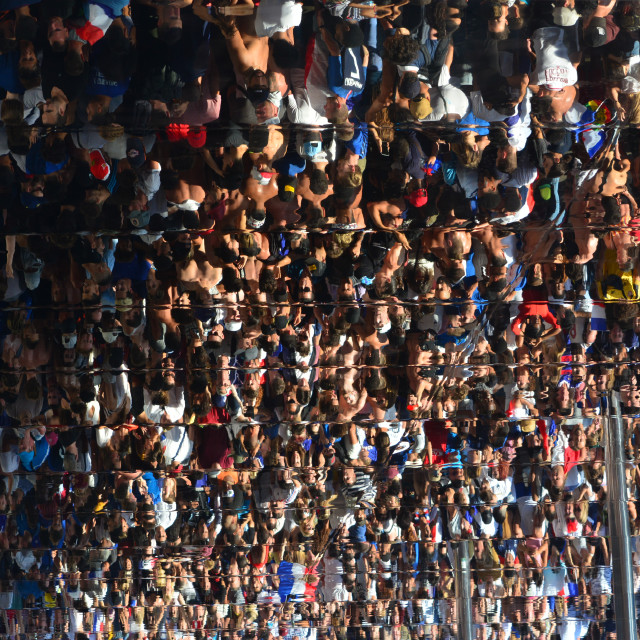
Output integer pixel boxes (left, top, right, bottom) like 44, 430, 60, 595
0, 50, 23, 94
96, 239, 117, 307
346, 118, 368, 158
25, 141, 69, 176
456, 112, 490, 136
111, 256, 151, 294
87, 66, 130, 97
139, 472, 161, 504
16, 580, 43, 599
408, 47, 428, 70
19, 435, 50, 472
327, 48, 366, 99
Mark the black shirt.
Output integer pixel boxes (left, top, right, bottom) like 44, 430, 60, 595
40, 44, 88, 102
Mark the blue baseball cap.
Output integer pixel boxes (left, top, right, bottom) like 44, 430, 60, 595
303, 140, 322, 157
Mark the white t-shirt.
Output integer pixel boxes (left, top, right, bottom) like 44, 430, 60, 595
423, 84, 469, 121
558, 620, 590, 640
472, 510, 498, 538
543, 566, 567, 596
621, 55, 640, 93
143, 386, 185, 424
470, 90, 517, 121
344, 425, 366, 460
155, 498, 178, 530
524, 580, 544, 597
532, 27, 578, 90
255, 0, 303, 37
469, 90, 532, 151
0, 429, 18, 474
322, 557, 344, 598
68, 608, 84, 638
287, 90, 328, 126
588, 566, 612, 595
15, 550, 37, 572
516, 485, 549, 536
95, 426, 113, 448
161, 424, 193, 466
306, 37, 334, 114
381, 420, 405, 447
23, 86, 44, 125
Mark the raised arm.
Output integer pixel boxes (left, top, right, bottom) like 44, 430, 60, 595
192, 0, 254, 76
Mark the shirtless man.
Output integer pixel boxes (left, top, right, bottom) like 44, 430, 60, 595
145, 268, 181, 351
244, 165, 278, 208
556, 155, 632, 265
192, 0, 288, 119
174, 236, 221, 294
357, 302, 392, 350
406, 331, 440, 404
337, 329, 365, 402
433, 191, 509, 267
162, 170, 207, 219
237, 229, 270, 293
367, 196, 410, 232
194, 0, 268, 81
368, 238, 405, 299
265, 189, 302, 229
297, 166, 333, 211
426, 227, 472, 281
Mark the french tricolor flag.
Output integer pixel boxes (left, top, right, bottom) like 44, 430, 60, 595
591, 302, 607, 333
74, 1, 127, 46
278, 561, 318, 602
92, 611, 105, 634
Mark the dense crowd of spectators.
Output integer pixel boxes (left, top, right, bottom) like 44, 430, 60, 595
0, 0, 638, 638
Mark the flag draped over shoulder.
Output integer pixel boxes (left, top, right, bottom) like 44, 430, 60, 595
277, 561, 318, 602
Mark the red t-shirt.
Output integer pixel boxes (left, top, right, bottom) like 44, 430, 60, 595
564, 446, 582, 475
511, 302, 559, 335
422, 420, 449, 465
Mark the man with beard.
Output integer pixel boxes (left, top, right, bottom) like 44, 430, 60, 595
174, 234, 221, 294
16, 321, 51, 373
357, 301, 392, 350
141, 357, 185, 425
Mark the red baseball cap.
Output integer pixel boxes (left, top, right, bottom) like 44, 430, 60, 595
408, 188, 428, 208
187, 126, 207, 148
89, 149, 110, 181
165, 123, 189, 142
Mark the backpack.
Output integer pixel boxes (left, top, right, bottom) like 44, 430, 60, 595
402, 2, 431, 44
416, 40, 451, 86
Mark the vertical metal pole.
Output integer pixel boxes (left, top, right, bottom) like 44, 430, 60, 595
452, 541, 473, 640
605, 391, 637, 640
